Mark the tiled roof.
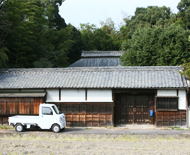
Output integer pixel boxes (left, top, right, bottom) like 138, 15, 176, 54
0, 66, 186, 89
81, 51, 124, 57
69, 58, 122, 67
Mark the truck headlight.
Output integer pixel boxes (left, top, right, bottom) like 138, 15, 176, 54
60, 117, 63, 123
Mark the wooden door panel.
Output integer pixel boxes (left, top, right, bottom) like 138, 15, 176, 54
115, 95, 121, 124
121, 95, 134, 124
115, 94, 153, 125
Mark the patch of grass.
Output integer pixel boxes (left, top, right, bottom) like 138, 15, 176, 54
105, 126, 115, 129
0, 125, 13, 129
168, 136, 176, 140
175, 128, 184, 130
171, 127, 184, 130
85, 128, 92, 130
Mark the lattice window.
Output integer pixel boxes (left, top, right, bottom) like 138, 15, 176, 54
156, 97, 178, 111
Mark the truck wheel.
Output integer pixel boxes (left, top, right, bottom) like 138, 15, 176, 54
52, 124, 60, 133
15, 124, 24, 132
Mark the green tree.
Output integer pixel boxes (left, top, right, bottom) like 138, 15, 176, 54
120, 24, 190, 66
1, 0, 81, 68
0, 0, 11, 67
177, 0, 190, 29
126, 6, 173, 38
34, 24, 82, 67
80, 18, 124, 51
80, 23, 97, 50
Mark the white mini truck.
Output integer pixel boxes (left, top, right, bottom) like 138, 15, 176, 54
8, 103, 66, 133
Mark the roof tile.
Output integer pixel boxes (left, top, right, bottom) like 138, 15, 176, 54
0, 66, 186, 89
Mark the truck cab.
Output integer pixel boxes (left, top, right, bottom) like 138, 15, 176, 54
39, 104, 66, 132
9, 103, 66, 133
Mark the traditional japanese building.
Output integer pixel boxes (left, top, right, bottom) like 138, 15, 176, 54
0, 66, 188, 127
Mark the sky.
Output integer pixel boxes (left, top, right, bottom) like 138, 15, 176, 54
59, 0, 181, 29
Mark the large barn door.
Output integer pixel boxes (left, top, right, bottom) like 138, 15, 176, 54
121, 95, 134, 124
134, 96, 150, 124
115, 95, 134, 124
115, 94, 153, 125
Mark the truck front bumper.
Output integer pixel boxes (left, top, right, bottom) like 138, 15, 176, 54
59, 121, 66, 129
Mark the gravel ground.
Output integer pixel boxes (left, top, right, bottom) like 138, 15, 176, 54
0, 134, 190, 155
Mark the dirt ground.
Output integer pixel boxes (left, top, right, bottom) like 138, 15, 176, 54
0, 134, 190, 155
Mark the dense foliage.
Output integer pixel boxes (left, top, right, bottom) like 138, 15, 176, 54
0, 0, 82, 68
121, 25, 190, 66
120, 3, 190, 67
1, 0, 190, 71
80, 18, 126, 51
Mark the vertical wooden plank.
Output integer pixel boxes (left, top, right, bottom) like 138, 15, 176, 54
85, 89, 87, 101
85, 112, 86, 127
33, 98, 36, 114
72, 114, 73, 127
0, 98, 6, 114
0, 117, 2, 125
174, 112, 176, 126
17, 98, 20, 114
180, 111, 182, 126
112, 102, 114, 126
59, 89, 61, 101
98, 113, 100, 127
92, 114, 93, 126
30, 98, 34, 114
168, 112, 169, 126
19, 98, 22, 114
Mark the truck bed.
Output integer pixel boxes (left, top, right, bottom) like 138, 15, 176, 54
9, 115, 40, 125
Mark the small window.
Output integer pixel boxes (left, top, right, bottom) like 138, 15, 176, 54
156, 97, 178, 111
42, 107, 53, 115
52, 106, 61, 114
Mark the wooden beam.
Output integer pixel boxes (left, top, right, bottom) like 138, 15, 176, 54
59, 88, 61, 101
85, 89, 87, 101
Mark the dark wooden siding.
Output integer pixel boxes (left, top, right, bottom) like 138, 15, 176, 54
0, 97, 43, 124
51, 102, 113, 127
156, 111, 186, 126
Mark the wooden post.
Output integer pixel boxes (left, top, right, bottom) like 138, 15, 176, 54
180, 111, 182, 126
59, 88, 61, 101
112, 90, 115, 127
174, 112, 176, 126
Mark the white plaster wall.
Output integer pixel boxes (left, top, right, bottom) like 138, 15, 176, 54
61, 89, 85, 102
46, 89, 59, 102
157, 90, 177, 96
178, 90, 186, 110
87, 89, 112, 102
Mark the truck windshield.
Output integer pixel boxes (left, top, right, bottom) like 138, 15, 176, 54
52, 106, 61, 114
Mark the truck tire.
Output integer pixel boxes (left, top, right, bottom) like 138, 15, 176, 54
52, 124, 60, 133
15, 124, 24, 132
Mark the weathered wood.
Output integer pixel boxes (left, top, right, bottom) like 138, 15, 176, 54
0, 97, 44, 124
114, 94, 154, 125
156, 111, 186, 126
51, 102, 113, 127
